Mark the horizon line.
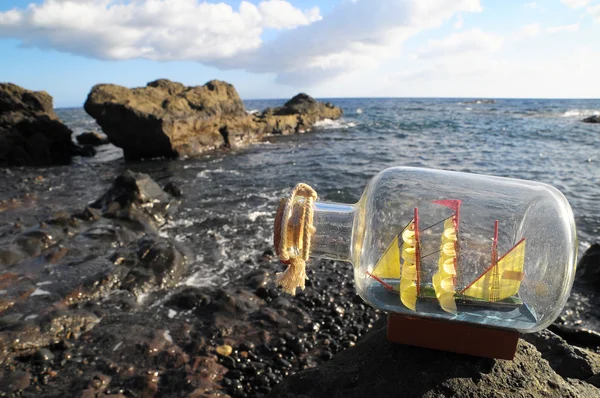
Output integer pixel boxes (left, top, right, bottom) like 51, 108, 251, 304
55, 95, 600, 109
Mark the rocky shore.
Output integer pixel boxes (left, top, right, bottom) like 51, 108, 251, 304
1, 80, 600, 397
0, 169, 598, 397
0, 171, 380, 397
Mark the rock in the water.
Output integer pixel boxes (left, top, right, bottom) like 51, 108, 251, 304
76, 131, 109, 146
90, 170, 175, 231
269, 319, 600, 398
576, 243, 600, 286
84, 79, 252, 160
84, 79, 343, 160
582, 115, 600, 123
257, 93, 343, 135
0, 83, 79, 166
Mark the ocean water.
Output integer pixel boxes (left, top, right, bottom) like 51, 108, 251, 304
2, 98, 599, 288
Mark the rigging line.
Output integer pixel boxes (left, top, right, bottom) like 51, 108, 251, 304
395, 218, 416, 249
420, 215, 454, 233
420, 248, 442, 260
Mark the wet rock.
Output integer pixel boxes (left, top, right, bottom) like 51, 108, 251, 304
241, 269, 271, 290
90, 170, 175, 230
0, 370, 31, 393
555, 244, 600, 347
33, 347, 56, 364
166, 286, 213, 310
256, 93, 343, 136
523, 329, 600, 380
164, 181, 183, 198
0, 310, 100, 364
582, 115, 600, 123
114, 236, 187, 294
269, 319, 599, 398
576, 243, 600, 286
73, 144, 97, 157
75, 206, 102, 221
548, 324, 600, 350
0, 82, 80, 166
76, 131, 109, 146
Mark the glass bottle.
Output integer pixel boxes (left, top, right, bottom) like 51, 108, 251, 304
275, 167, 577, 333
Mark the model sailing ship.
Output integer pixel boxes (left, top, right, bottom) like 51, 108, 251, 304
367, 200, 527, 314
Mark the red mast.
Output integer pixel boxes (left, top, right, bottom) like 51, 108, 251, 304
414, 207, 421, 297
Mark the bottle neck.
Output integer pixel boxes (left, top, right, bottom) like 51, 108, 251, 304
309, 201, 356, 262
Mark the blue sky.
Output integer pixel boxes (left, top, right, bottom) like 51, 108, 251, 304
1, 0, 599, 107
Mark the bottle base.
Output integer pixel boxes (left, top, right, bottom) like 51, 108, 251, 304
386, 313, 519, 360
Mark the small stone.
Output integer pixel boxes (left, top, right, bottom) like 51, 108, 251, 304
239, 342, 256, 351
216, 344, 233, 357
275, 358, 292, 369
163, 182, 182, 197
0, 370, 31, 393
34, 348, 55, 364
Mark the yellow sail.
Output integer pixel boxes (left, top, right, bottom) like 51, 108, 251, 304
461, 239, 526, 301
399, 226, 418, 311
371, 235, 400, 279
432, 218, 458, 314
370, 221, 418, 311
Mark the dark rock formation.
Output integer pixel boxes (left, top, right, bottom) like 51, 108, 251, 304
90, 170, 175, 232
523, 329, 600, 380
582, 115, 600, 123
76, 131, 109, 146
0, 171, 184, 368
552, 244, 600, 350
257, 93, 343, 135
269, 319, 600, 398
576, 243, 600, 287
84, 79, 343, 160
0, 83, 78, 166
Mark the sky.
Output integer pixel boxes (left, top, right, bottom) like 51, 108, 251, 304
0, 0, 599, 107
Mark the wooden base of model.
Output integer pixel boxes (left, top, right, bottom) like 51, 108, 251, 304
387, 313, 519, 360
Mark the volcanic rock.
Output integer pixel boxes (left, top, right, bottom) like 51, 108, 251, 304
90, 170, 175, 231
268, 319, 600, 398
84, 79, 253, 160
576, 243, 600, 287
76, 131, 109, 146
582, 115, 600, 123
257, 93, 343, 135
0, 83, 78, 166
0, 171, 184, 367
84, 79, 343, 160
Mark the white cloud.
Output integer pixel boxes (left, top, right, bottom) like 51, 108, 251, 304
513, 22, 580, 39
258, 0, 321, 29
0, 0, 482, 86
513, 23, 541, 38
560, 0, 591, 8
453, 15, 464, 29
587, 4, 600, 22
236, 0, 483, 84
545, 23, 580, 33
388, 46, 600, 98
524, 2, 537, 9
416, 29, 503, 60
0, 0, 321, 61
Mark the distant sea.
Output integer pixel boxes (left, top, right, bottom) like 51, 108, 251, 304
4, 98, 598, 288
